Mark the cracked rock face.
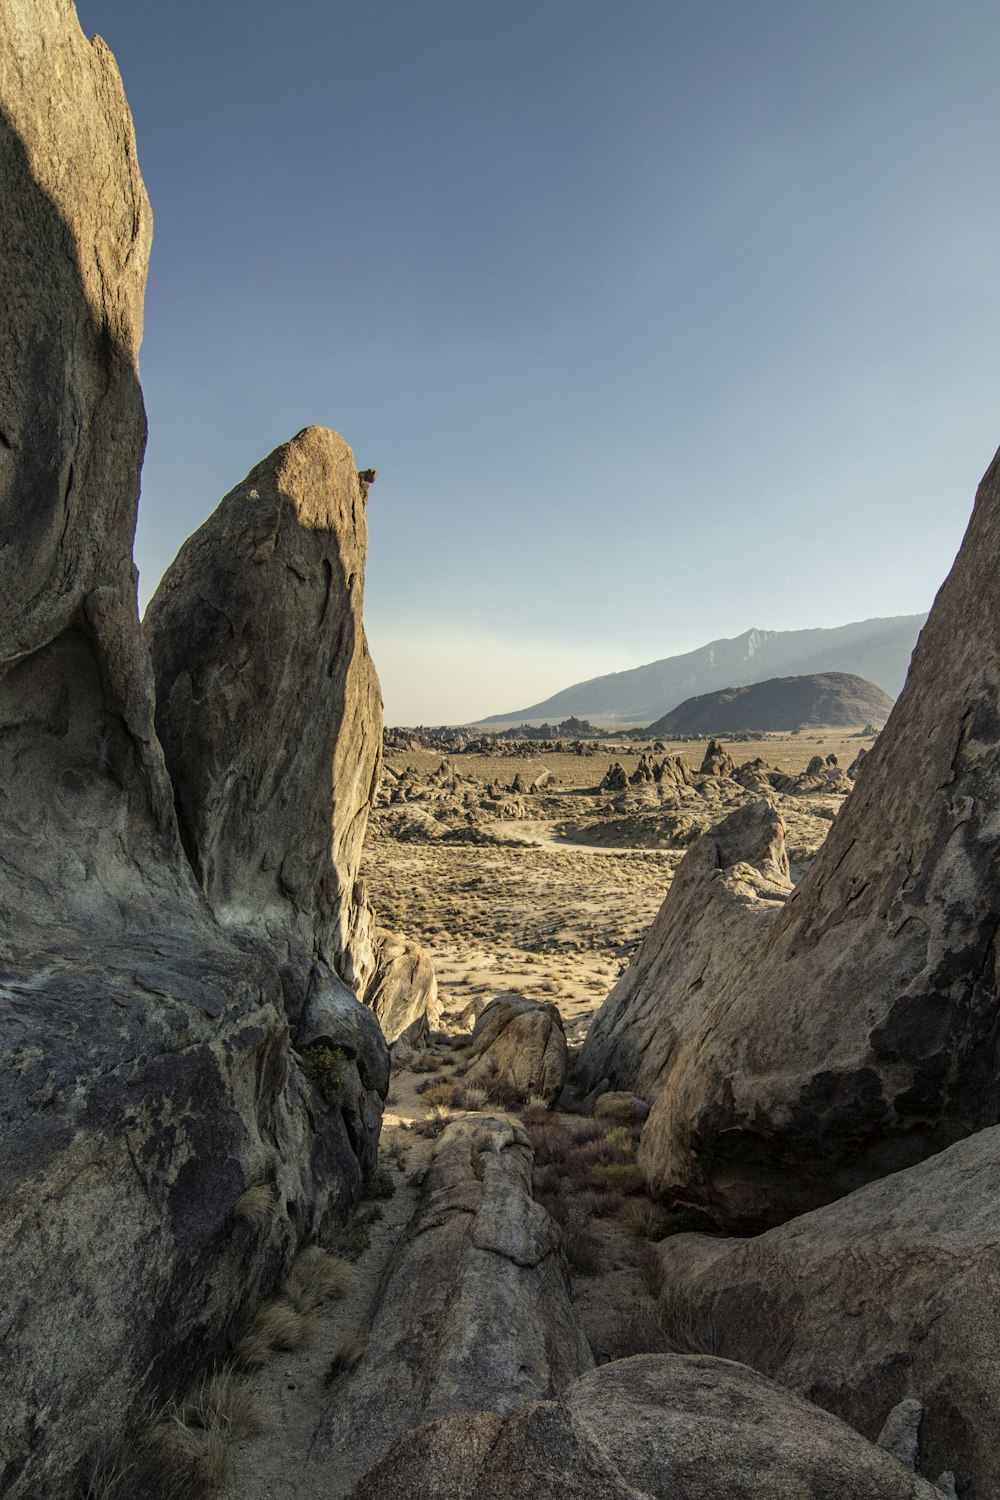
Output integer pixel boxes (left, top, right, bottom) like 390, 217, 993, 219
584, 451, 1000, 1230
348, 1354, 938, 1500
311, 1115, 594, 1490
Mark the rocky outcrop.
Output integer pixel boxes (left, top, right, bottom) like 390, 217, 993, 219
585, 448, 1000, 1230
578, 801, 790, 1100
657, 1123, 1000, 1500
465, 993, 569, 1105
648, 672, 894, 735
368, 928, 441, 1044
349, 1355, 943, 1499
0, 8, 385, 1494
312, 1115, 594, 1491
699, 738, 735, 778
144, 424, 383, 1007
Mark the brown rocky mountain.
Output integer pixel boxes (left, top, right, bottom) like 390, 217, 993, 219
646, 671, 894, 734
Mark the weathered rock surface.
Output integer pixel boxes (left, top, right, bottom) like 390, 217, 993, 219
0, 8, 385, 1494
465, 993, 569, 1105
349, 1355, 939, 1499
368, 927, 441, 1044
144, 424, 383, 1006
312, 1115, 593, 1490
585, 448, 1000, 1230
578, 800, 790, 1101
658, 1123, 1000, 1499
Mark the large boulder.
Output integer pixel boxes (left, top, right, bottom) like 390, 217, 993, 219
578, 800, 790, 1099
0, 7, 385, 1494
311, 1115, 594, 1493
585, 449, 1000, 1230
144, 423, 383, 1007
368, 928, 441, 1045
465, 992, 569, 1105
658, 1123, 1000, 1500
348, 1355, 942, 1500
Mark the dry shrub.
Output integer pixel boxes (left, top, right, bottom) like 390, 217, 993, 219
536, 1189, 570, 1225
572, 1187, 626, 1218
618, 1199, 668, 1239
459, 1083, 488, 1111
420, 1081, 458, 1107
185, 1366, 268, 1439
601, 1288, 718, 1363
594, 1095, 642, 1123
154, 1416, 229, 1492
638, 1247, 665, 1299
410, 1052, 445, 1074
527, 1120, 573, 1165
601, 1125, 637, 1156
232, 1183, 274, 1227
285, 1247, 352, 1314
588, 1162, 645, 1194
520, 1094, 552, 1125
561, 1210, 602, 1275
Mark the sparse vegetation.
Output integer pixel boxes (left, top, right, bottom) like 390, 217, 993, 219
285, 1246, 352, 1312
325, 1331, 366, 1384
331, 1202, 384, 1260
419, 1081, 458, 1107
298, 1043, 347, 1105
587, 1162, 645, 1194
364, 1166, 397, 1200
460, 1083, 488, 1111
232, 1183, 274, 1227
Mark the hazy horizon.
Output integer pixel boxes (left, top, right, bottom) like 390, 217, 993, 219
75, 1, 996, 724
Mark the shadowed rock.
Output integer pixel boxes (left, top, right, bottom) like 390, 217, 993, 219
348, 1355, 941, 1499
368, 927, 442, 1044
0, 7, 385, 1494
465, 993, 569, 1105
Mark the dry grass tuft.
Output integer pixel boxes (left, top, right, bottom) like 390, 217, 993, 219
420, 1081, 458, 1107
521, 1094, 553, 1125
285, 1247, 353, 1314
325, 1331, 366, 1384
186, 1365, 268, 1439
572, 1186, 626, 1218
410, 1051, 446, 1073
460, 1083, 488, 1111
602, 1286, 719, 1362
561, 1209, 602, 1275
618, 1199, 667, 1239
235, 1298, 317, 1368
638, 1247, 666, 1299
587, 1162, 645, 1194
232, 1183, 274, 1227
154, 1414, 230, 1491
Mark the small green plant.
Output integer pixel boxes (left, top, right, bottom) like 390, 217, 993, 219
332, 1202, 384, 1261
364, 1166, 397, 1201
588, 1162, 645, 1194
299, 1044, 347, 1105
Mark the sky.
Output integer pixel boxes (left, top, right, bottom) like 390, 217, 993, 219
75, 0, 1000, 724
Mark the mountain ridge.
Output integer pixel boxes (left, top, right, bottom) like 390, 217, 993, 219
647, 671, 895, 735
476, 614, 926, 727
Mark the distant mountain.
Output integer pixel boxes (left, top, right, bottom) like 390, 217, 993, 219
476, 615, 926, 727
647, 672, 894, 735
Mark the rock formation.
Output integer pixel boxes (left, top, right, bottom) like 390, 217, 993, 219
0, 8, 386, 1493
312, 1115, 594, 1491
144, 425, 383, 1007
699, 738, 735, 778
656, 1122, 1000, 1499
465, 993, 569, 1105
348, 1354, 945, 1499
578, 801, 790, 1100
583, 448, 1000, 1230
367, 928, 442, 1044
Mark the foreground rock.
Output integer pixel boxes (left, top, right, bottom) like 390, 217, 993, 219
145, 424, 384, 1006
465, 993, 569, 1104
349, 1354, 941, 1499
0, 8, 385, 1493
584, 448, 1000, 1229
311, 1115, 593, 1490
659, 1123, 1000, 1499
578, 800, 790, 1101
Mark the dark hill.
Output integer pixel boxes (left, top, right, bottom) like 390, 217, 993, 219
647, 672, 894, 735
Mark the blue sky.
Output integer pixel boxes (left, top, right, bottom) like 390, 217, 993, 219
76, 1, 1000, 723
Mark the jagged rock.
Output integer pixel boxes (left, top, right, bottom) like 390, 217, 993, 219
699, 739, 735, 777
0, 9, 383, 1496
584, 449, 1000, 1230
145, 424, 383, 1007
601, 760, 628, 792
578, 801, 790, 1101
629, 753, 656, 784
849, 746, 869, 777
313, 1115, 594, 1492
657, 1123, 1000, 1498
465, 993, 569, 1105
511, 771, 528, 794
368, 928, 441, 1045
349, 1355, 940, 1499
